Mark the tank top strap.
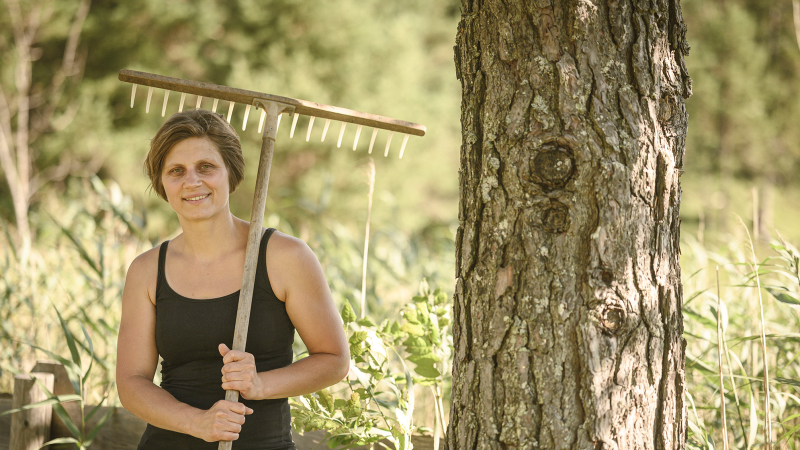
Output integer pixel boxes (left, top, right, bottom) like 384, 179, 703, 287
156, 240, 170, 299
257, 228, 278, 298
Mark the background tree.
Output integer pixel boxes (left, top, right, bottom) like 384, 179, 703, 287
0, 0, 91, 263
448, 1, 691, 448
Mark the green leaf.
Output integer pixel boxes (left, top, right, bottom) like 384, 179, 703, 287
84, 405, 116, 446
79, 321, 94, 385
341, 301, 357, 324
51, 215, 102, 277
41, 437, 81, 448
400, 322, 425, 336
317, 389, 335, 414
407, 353, 441, 365
0, 394, 81, 417
412, 360, 441, 378
54, 306, 82, 372
356, 317, 377, 328
766, 287, 800, 305
402, 309, 420, 324
412, 295, 428, 303
349, 331, 368, 345
402, 336, 432, 356
435, 291, 448, 305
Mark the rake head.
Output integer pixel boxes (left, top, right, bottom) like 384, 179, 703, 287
120, 70, 426, 158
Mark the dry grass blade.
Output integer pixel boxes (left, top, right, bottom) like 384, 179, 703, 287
717, 266, 730, 450
360, 158, 376, 319
738, 215, 772, 449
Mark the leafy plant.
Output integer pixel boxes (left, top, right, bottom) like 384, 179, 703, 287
1, 305, 115, 449
291, 280, 452, 449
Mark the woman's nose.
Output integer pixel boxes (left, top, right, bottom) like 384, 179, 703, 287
185, 169, 202, 187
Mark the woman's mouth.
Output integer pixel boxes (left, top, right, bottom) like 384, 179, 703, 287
184, 193, 210, 202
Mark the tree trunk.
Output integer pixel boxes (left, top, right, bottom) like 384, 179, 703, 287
448, 1, 691, 449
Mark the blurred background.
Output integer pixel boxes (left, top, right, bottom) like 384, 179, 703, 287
2, 0, 800, 447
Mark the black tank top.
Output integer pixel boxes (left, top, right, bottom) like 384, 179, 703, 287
137, 229, 296, 450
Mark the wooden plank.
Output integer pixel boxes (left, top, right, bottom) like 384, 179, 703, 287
2, 396, 438, 449
119, 70, 427, 136
10, 373, 53, 450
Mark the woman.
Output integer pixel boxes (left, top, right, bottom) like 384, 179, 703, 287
117, 109, 350, 450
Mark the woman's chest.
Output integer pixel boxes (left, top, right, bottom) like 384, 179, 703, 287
165, 255, 245, 299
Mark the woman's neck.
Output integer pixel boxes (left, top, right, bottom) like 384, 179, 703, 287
174, 211, 248, 262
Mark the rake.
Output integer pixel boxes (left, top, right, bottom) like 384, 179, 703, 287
119, 69, 426, 450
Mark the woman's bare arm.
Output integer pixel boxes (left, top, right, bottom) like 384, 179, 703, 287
117, 249, 251, 442
220, 233, 350, 400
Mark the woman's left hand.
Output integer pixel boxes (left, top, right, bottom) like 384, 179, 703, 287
219, 343, 266, 400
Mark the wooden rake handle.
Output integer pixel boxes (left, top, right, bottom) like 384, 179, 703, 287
218, 100, 293, 450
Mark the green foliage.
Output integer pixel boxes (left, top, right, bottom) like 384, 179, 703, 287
683, 232, 800, 449
682, 0, 800, 183
291, 280, 452, 449
0, 304, 114, 449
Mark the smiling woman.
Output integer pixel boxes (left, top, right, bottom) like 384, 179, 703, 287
116, 110, 350, 450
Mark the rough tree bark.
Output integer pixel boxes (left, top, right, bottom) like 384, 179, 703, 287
448, 1, 691, 449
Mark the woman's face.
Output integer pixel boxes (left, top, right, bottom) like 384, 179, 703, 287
161, 136, 231, 223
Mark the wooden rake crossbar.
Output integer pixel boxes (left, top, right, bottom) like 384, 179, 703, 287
121, 70, 426, 157
119, 70, 426, 450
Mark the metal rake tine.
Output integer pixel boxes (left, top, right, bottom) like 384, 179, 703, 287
306, 116, 315, 142
321, 119, 331, 142
196, 95, 203, 109
368, 128, 378, 154
384, 131, 394, 157
242, 105, 251, 130
258, 109, 266, 133
130, 84, 137, 108
399, 134, 409, 159
276, 114, 282, 134
227, 102, 234, 122
353, 125, 363, 151
161, 90, 169, 117
145, 87, 154, 113
212, 98, 219, 113
290, 114, 299, 138
337, 123, 346, 148
179, 93, 186, 112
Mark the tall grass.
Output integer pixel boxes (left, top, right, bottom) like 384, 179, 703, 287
683, 231, 800, 449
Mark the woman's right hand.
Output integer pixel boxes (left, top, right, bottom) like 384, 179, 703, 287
194, 400, 253, 442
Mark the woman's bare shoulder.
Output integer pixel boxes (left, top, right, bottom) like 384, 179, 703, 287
124, 244, 163, 304
265, 231, 320, 301
267, 230, 311, 255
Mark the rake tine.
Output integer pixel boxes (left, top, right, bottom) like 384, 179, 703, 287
179, 93, 186, 112
321, 119, 331, 142
337, 123, 346, 148
368, 128, 378, 154
145, 87, 154, 113
161, 90, 169, 117
399, 134, 409, 159
353, 125, 363, 151
306, 116, 315, 142
212, 98, 219, 113
290, 114, 299, 138
258, 109, 266, 133
384, 131, 394, 157
242, 105, 251, 130
227, 102, 234, 122
276, 114, 282, 134
196, 95, 203, 109
130, 84, 137, 107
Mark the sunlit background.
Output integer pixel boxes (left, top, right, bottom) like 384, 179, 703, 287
2, 0, 800, 448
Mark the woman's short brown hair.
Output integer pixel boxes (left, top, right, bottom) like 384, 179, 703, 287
145, 109, 245, 201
